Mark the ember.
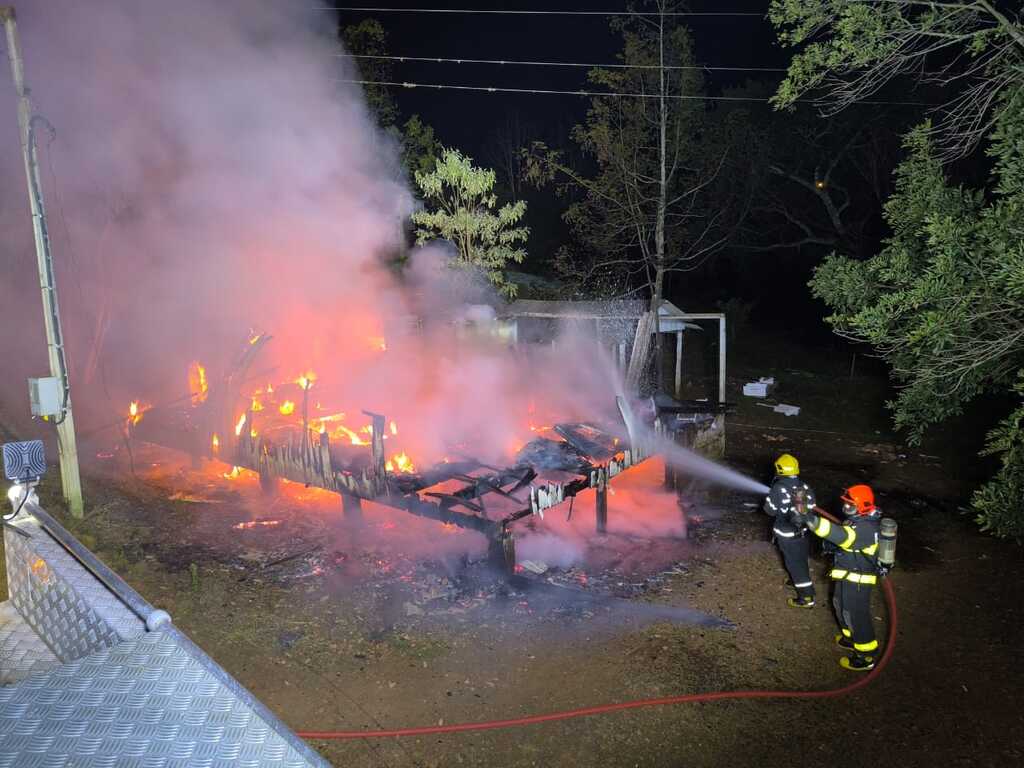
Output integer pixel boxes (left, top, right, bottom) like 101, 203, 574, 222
279, 400, 295, 415
233, 518, 282, 530
234, 413, 246, 436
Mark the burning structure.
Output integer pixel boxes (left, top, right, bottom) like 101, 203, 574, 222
125, 327, 727, 574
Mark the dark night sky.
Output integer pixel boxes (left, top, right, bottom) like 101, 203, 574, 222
332, 1, 785, 158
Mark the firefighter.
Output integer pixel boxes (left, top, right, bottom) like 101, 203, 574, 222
798, 484, 882, 671
763, 453, 817, 608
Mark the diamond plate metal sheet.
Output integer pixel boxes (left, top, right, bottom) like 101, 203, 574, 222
4, 518, 145, 663
0, 601, 59, 685
0, 629, 329, 768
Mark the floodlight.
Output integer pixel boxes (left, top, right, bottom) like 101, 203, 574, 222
3, 439, 46, 482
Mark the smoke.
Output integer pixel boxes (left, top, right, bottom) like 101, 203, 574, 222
0, 0, 618, 466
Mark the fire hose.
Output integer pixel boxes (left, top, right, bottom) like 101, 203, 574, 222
297, 577, 897, 741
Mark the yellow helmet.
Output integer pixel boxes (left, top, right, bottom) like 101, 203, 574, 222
774, 453, 799, 477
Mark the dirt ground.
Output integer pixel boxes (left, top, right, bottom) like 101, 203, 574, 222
3, 339, 1022, 767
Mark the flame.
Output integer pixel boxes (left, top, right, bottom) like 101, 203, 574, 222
370, 336, 387, 351
389, 420, 398, 436
295, 370, 317, 390
267, 383, 274, 393
279, 400, 295, 415
251, 396, 263, 412
234, 413, 246, 436
248, 332, 262, 345
223, 466, 242, 479
386, 452, 415, 474
333, 425, 369, 446
127, 400, 146, 426
188, 361, 208, 405
250, 427, 258, 438
212, 433, 220, 451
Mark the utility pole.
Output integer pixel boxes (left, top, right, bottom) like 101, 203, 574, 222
652, 0, 667, 392
1, 6, 84, 517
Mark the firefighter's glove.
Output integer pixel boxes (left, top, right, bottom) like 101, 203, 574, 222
800, 512, 818, 531
788, 511, 807, 528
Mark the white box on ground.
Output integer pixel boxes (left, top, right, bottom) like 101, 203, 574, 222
28, 377, 63, 417
742, 377, 776, 398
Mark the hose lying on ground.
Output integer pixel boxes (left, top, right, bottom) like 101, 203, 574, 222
297, 578, 897, 740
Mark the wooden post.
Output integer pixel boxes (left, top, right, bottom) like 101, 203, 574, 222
2, 7, 83, 516
342, 492, 363, 523
596, 467, 608, 534
364, 410, 386, 478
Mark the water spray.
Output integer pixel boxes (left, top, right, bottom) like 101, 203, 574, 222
615, 395, 769, 497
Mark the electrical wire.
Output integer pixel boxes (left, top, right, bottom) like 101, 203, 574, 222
342, 53, 788, 73
297, 577, 898, 740
335, 78, 930, 106
319, 7, 765, 17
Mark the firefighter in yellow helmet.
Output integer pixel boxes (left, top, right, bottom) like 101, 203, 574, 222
794, 484, 883, 671
763, 453, 817, 608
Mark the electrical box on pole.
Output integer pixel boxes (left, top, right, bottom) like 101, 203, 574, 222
1, 6, 84, 517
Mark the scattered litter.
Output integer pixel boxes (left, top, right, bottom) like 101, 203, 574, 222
742, 377, 775, 398
519, 560, 549, 575
756, 402, 800, 417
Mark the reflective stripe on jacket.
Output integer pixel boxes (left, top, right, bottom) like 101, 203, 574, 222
808, 514, 880, 582
764, 476, 817, 535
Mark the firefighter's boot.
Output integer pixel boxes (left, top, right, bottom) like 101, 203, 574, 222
834, 633, 855, 650
839, 654, 875, 672
787, 596, 815, 609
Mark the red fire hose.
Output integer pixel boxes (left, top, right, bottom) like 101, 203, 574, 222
297, 577, 898, 741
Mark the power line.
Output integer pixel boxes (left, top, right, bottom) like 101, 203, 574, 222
318, 7, 765, 17
335, 78, 931, 106
342, 53, 788, 73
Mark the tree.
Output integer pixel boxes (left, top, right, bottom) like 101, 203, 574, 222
718, 82, 909, 258
525, 1, 737, 390
401, 115, 441, 177
771, 1, 1024, 539
339, 19, 441, 178
770, 0, 1024, 159
412, 149, 528, 299
340, 18, 398, 128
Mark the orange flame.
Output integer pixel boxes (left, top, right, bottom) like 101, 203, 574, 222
386, 452, 415, 474
295, 370, 317, 390
223, 466, 242, 479
279, 400, 295, 416
188, 362, 208, 405
128, 400, 145, 426
212, 433, 220, 452
251, 396, 263, 412
234, 413, 246, 436
334, 425, 369, 446
370, 336, 387, 352
250, 427, 258, 439
389, 420, 398, 436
